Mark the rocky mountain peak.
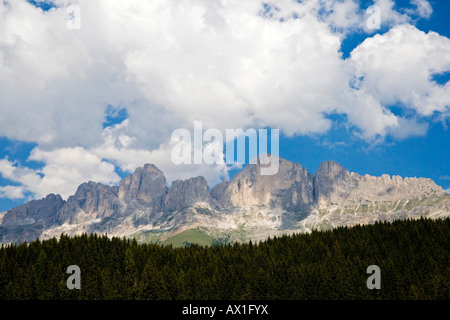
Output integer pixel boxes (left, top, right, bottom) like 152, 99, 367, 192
75, 181, 117, 198
316, 160, 348, 178
1, 158, 448, 244
211, 179, 229, 206
313, 160, 446, 209
143, 163, 163, 174
218, 156, 314, 210
118, 163, 167, 211
57, 182, 121, 224
2, 193, 65, 226
165, 176, 212, 212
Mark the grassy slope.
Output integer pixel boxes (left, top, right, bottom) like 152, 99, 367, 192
161, 228, 213, 247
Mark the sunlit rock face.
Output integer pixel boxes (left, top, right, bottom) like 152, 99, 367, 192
1, 156, 448, 244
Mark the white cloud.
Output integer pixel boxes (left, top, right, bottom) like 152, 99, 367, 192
409, 0, 433, 19
0, 159, 42, 194
372, 0, 411, 27
0, 150, 120, 199
28, 147, 120, 198
0, 120, 233, 200
386, 117, 428, 140
323, 0, 363, 32
0, 0, 448, 201
349, 24, 450, 116
0, 186, 25, 200
92, 120, 232, 188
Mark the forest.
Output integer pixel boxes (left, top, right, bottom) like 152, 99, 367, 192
0, 218, 448, 300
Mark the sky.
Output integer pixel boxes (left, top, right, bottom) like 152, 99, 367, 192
0, 0, 449, 211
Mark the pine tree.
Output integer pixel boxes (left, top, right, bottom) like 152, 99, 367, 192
0, 253, 7, 299
138, 258, 169, 300
34, 249, 50, 299
124, 248, 139, 299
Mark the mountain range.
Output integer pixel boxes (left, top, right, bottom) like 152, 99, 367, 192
0, 156, 449, 245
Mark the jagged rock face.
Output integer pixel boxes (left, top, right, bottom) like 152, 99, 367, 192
353, 175, 445, 202
57, 182, 122, 224
0, 157, 448, 244
118, 164, 167, 211
0, 194, 65, 244
313, 161, 356, 208
2, 194, 65, 227
216, 157, 314, 211
313, 161, 446, 209
211, 179, 229, 207
165, 176, 212, 212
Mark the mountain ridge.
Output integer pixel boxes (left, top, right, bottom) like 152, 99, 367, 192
0, 156, 448, 244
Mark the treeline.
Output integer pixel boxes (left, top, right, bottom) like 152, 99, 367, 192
0, 218, 449, 300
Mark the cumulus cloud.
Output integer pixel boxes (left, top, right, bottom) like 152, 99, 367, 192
349, 24, 450, 116
372, 0, 410, 27
0, 186, 25, 200
0, 120, 233, 200
0, 0, 448, 201
92, 120, 232, 187
0, 151, 120, 199
0, 159, 42, 196
322, 0, 363, 32
408, 0, 433, 19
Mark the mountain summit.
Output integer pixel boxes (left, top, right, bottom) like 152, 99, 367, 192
0, 157, 448, 244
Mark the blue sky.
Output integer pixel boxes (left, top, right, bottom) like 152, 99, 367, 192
0, 0, 449, 211
281, 0, 450, 188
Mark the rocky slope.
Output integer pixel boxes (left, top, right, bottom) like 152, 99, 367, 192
0, 156, 448, 244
